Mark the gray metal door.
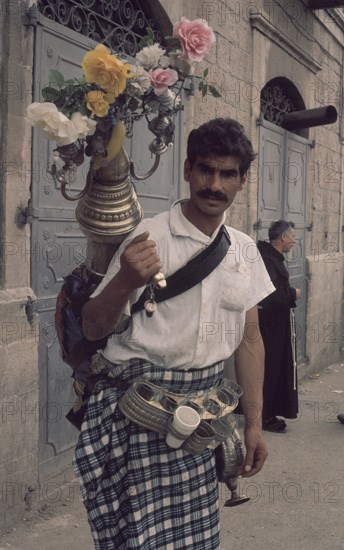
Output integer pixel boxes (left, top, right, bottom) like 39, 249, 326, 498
32, 16, 182, 478
257, 120, 310, 362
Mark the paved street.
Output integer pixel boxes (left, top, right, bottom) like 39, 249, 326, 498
1, 362, 344, 550
220, 361, 344, 550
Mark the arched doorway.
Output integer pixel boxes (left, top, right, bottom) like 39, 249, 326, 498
260, 77, 307, 137
31, 1, 182, 478
257, 77, 311, 362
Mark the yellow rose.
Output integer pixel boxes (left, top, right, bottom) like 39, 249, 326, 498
103, 90, 116, 105
86, 90, 110, 117
82, 44, 132, 99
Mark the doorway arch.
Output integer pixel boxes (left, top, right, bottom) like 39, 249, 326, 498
257, 77, 310, 362
260, 77, 308, 138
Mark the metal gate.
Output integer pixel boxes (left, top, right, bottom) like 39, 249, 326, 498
257, 119, 311, 362
31, 15, 182, 478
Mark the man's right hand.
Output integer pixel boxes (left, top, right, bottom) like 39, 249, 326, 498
82, 231, 162, 340
295, 288, 301, 299
119, 231, 163, 290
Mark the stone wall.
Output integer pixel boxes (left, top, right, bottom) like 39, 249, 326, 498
0, 289, 39, 525
0, 0, 39, 526
306, 254, 344, 368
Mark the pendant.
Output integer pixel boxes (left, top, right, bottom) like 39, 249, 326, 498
144, 299, 157, 317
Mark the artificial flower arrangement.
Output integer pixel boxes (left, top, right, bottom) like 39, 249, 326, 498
26, 17, 220, 176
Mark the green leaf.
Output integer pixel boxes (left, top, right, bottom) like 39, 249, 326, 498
42, 87, 60, 102
138, 36, 151, 49
48, 69, 65, 89
203, 68, 209, 78
138, 26, 156, 50
209, 85, 222, 98
54, 96, 67, 109
147, 27, 155, 41
202, 84, 208, 97
78, 103, 90, 116
198, 80, 204, 92
65, 83, 78, 97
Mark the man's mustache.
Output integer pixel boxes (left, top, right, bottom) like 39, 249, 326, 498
197, 188, 229, 202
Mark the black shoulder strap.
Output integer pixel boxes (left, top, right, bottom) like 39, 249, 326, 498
131, 225, 231, 314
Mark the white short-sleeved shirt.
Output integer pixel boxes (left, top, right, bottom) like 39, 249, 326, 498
92, 200, 275, 370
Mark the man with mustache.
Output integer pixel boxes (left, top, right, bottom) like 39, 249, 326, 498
76, 118, 275, 549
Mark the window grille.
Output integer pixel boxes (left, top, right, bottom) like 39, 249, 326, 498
260, 84, 297, 127
37, 0, 163, 55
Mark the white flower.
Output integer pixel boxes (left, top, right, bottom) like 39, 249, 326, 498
135, 43, 166, 70
70, 111, 97, 139
26, 102, 96, 146
159, 55, 170, 69
26, 102, 70, 144
126, 65, 152, 96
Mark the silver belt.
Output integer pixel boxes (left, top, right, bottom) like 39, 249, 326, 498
118, 378, 242, 455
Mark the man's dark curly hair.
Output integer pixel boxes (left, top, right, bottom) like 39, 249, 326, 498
186, 118, 256, 176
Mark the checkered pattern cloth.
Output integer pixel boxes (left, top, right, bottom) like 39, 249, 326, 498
73, 359, 224, 550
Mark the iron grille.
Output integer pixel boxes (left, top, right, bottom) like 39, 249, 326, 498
260, 84, 297, 127
37, 0, 163, 55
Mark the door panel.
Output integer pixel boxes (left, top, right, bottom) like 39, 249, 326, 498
284, 134, 307, 360
258, 121, 308, 361
258, 125, 284, 233
33, 218, 86, 298
33, 22, 95, 476
285, 136, 307, 224
33, 17, 182, 477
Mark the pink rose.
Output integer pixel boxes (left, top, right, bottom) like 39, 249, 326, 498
173, 17, 215, 62
149, 68, 179, 95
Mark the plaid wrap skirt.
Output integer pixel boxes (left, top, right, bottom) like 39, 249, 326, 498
73, 358, 224, 550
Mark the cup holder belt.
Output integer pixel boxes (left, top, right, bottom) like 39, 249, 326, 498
118, 378, 239, 455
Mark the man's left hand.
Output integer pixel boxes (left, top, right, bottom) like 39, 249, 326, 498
237, 424, 268, 477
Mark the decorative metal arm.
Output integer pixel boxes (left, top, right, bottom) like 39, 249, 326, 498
129, 116, 173, 181
52, 140, 91, 201
129, 155, 161, 181
55, 163, 93, 201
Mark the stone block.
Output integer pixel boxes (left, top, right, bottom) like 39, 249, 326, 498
0, 289, 38, 345
0, 340, 38, 399
216, 33, 231, 72
0, 389, 39, 455
305, 253, 344, 368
